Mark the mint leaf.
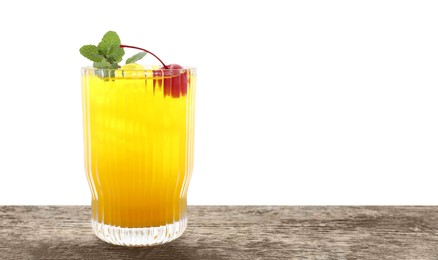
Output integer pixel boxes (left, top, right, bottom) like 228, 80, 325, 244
98, 31, 121, 55
93, 61, 111, 69
79, 45, 104, 62
107, 44, 125, 63
126, 52, 147, 64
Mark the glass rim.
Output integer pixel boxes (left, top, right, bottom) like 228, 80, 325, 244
81, 66, 196, 78
81, 66, 196, 72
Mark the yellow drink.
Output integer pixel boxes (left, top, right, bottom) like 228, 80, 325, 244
81, 67, 195, 241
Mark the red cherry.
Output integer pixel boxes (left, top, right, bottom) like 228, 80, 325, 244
168, 64, 188, 97
161, 64, 187, 98
167, 64, 183, 69
168, 64, 182, 98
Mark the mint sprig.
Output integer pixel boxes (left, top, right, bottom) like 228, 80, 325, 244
79, 31, 147, 71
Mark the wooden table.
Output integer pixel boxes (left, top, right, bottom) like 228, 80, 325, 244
1, 206, 438, 259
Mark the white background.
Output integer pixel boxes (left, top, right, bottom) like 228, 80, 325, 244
0, 0, 437, 205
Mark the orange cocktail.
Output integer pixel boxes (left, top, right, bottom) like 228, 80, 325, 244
82, 65, 196, 246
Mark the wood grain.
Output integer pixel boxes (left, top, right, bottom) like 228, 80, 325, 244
1, 206, 438, 259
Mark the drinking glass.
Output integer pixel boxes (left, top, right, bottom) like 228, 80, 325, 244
81, 66, 196, 246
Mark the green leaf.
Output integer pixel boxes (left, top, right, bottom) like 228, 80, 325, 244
98, 41, 110, 55
79, 45, 104, 62
93, 61, 111, 69
107, 44, 125, 63
126, 52, 147, 64
98, 31, 121, 55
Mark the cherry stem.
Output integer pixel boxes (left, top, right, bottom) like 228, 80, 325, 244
119, 44, 169, 69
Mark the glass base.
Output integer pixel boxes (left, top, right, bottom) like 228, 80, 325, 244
91, 217, 187, 246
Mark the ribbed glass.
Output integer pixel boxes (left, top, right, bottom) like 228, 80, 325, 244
81, 66, 196, 246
